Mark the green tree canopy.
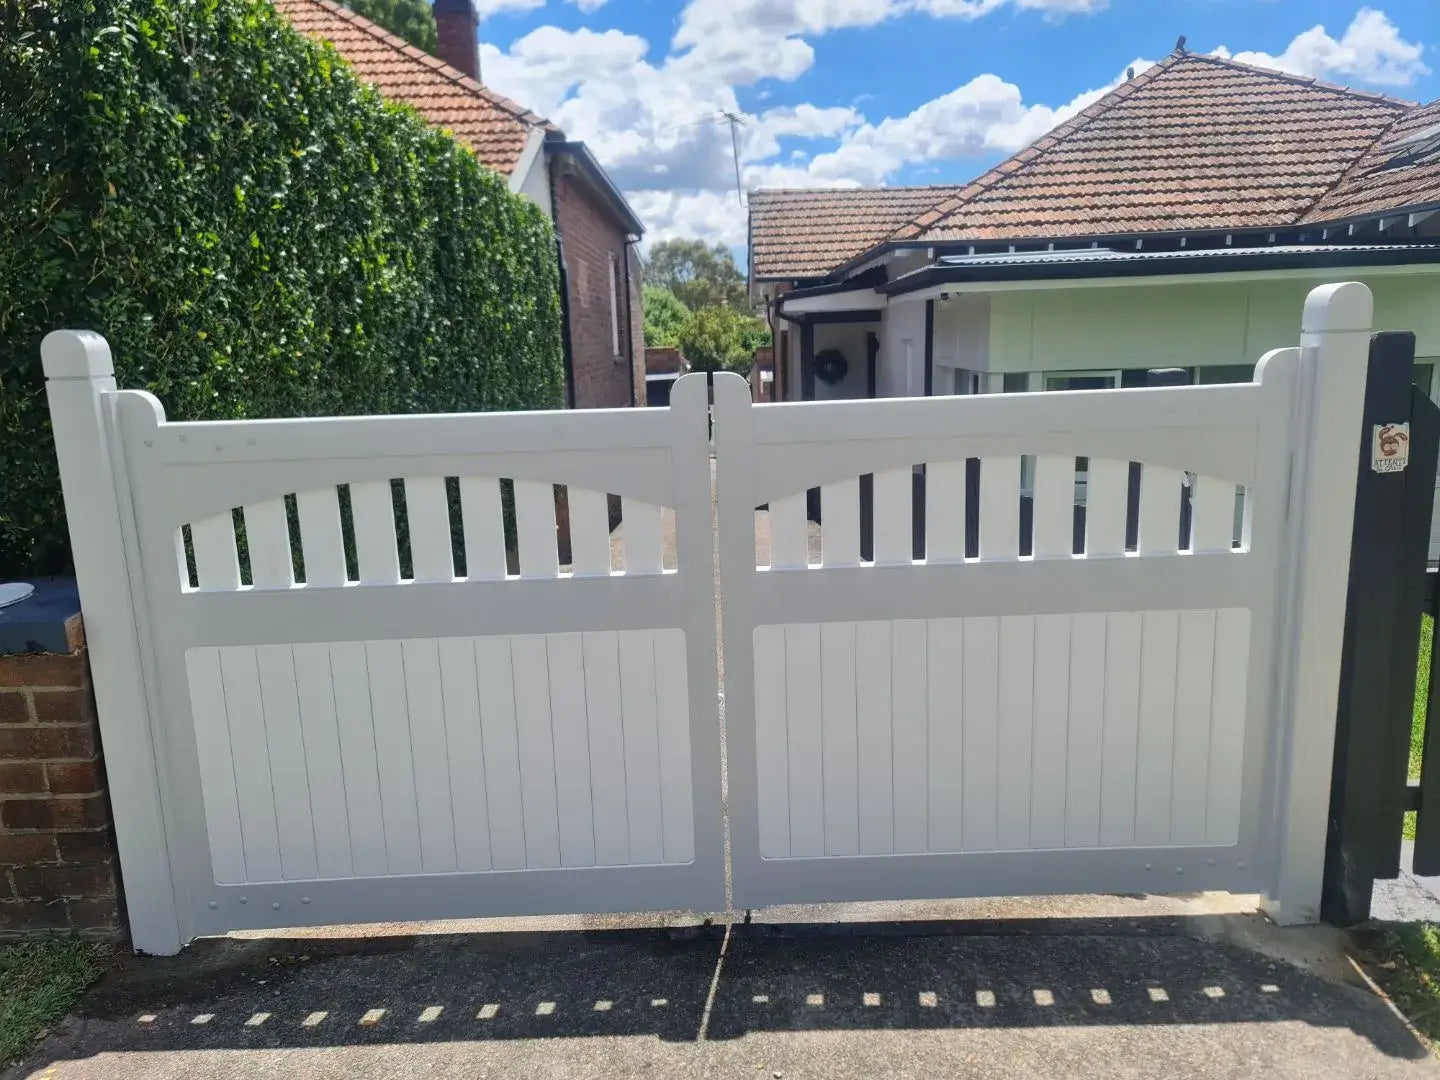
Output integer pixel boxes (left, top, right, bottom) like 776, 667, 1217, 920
345, 0, 436, 52
642, 285, 689, 348
643, 238, 747, 312
677, 305, 768, 373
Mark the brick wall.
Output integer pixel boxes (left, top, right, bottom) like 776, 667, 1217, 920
0, 644, 123, 940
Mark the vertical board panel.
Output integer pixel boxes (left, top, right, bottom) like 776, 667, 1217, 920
1170, 611, 1217, 846
1138, 466, 1184, 556
185, 649, 247, 883
328, 643, 388, 877
405, 479, 454, 583
291, 643, 353, 879
295, 488, 347, 587
961, 618, 1000, 851
509, 634, 562, 867
581, 632, 630, 866
350, 481, 400, 586
855, 621, 894, 855
820, 622, 859, 856
891, 620, 929, 853
785, 623, 825, 858
1086, 459, 1128, 557
1029, 615, 1071, 848
547, 633, 597, 867
365, 641, 422, 874
192, 514, 241, 591
618, 629, 665, 863
873, 468, 912, 565
474, 636, 526, 870
654, 629, 694, 864
1191, 476, 1236, 553
995, 616, 1036, 850
460, 478, 508, 581
218, 647, 282, 881
1098, 613, 1142, 847
244, 500, 294, 588
436, 637, 491, 872
1133, 611, 1181, 847
625, 501, 665, 575
1206, 609, 1251, 844
1031, 456, 1074, 559
1065, 614, 1106, 847
769, 493, 809, 570
514, 481, 559, 579
979, 457, 1021, 560
568, 489, 613, 577
254, 645, 319, 880
820, 479, 861, 567
924, 461, 967, 563
400, 639, 457, 873
753, 625, 790, 859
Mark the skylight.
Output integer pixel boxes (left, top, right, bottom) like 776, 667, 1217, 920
1378, 122, 1440, 171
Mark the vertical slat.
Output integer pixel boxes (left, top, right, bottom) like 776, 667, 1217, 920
820, 622, 859, 856
582, 632, 629, 866
1206, 608, 1251, 845
514, 480, 559, 579
510, 633, 562, 867
1133, 611, 1181, 847
1099, 612, 1143, 847
979, 456, 1021, 560
1065, 613, 1106, 847
350, 480, 400, 585
995, 616, 1036, 850
653, 629, 694, 864
218, 647, 282, 881
769, 493, 809, 569
1191, 476, 1236, 553
244, 499, 294, 588
405, 478, 454, 583
292, 643, 353, 879
891, 619, 929, 853
547, 632, 596, 867
754, 624, 790, 859
328, 643, 388, 877
820, 478, 861, 567
624, 500, 665, 574
1085, 458, 1128, 557
1031, 455, 1074, 559
474, 636, 526, 870
437, 637, 490, 871
618, 628, 665, 863
255, 645, 318, 880
785, 623, 825, 857
1138, 466, 1184, 555
568, 488, 613, 577
185, 649, 246, 883
872, 468, 912, 565
1170, 610, 1218, 845
192, 513, 241, 591
961, 618, 1000, 851
401, 638, 457, 872
1030, 615, 1071, 848
927, 618, 966, 852
924, 461, 967, 563
366, 641, 422, 874
460, 478, 508, 581
296, 488, 347, 587
855, 620, 894, 855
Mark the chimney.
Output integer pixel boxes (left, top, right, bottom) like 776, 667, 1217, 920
433, 0, 480, 81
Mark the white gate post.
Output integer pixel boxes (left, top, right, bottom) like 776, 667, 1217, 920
42, 331, 182, 954
1263, 282, 1373, 925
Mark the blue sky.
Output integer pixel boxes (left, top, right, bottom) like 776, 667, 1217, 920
472, 1, 1438, 251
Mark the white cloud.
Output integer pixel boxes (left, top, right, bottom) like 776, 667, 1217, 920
1211, 7, 1428, 88
569, 0, 609, 11
473, 0, 545, 16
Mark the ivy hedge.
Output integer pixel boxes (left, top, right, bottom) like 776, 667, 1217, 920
0, 0, 564, 575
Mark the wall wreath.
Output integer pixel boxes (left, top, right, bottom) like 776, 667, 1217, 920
814, 348, 849, 386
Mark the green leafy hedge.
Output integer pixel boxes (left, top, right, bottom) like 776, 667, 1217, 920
0, 0, 564, 575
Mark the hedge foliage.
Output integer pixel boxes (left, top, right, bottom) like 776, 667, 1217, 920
0, 0, 564, 575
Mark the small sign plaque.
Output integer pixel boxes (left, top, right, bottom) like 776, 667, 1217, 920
1372, 422, 1410, 473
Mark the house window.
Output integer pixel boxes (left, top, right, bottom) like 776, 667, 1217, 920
608, 254, 620, 358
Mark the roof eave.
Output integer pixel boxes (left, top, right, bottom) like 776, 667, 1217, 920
548, 140, 644, 236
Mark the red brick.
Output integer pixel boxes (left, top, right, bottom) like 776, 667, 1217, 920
0, 763, 47, 794
55, 831, 116, 865
0, 834, 57, 866
10, 862, 116, 900
0, 692, 31, 725
0, 652, 87, 689
0, 898, 71, 933
32, 688, 96, 725
1, 794, 109, 831
45, 761, 102, 795
66, 897, 122, 934
0, 725, 96, 761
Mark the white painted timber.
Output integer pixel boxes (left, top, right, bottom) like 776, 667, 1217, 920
243, 500, 294, 588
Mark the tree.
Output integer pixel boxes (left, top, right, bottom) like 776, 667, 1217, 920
677, 305, 768, 373
642, 285, 689, 348
345, 0, 436, 52
644, 238, 747, 312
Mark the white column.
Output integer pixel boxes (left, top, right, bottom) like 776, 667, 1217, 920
43, 331, 182, 954
1262, 282, 1373, 925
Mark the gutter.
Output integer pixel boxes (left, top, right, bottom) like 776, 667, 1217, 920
623, 236, 639, 407
548, 138, 645, 236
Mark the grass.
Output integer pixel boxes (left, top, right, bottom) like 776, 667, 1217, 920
1404, 614, 1433, 842
0, 938, 106, 1066
1357, 921, 1440, 1044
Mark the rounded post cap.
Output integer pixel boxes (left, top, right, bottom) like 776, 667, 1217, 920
42, 330, 114, 379
1301, 281, 1373, 335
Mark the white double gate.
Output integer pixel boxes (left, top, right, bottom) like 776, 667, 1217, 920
46, 284, 1372, 954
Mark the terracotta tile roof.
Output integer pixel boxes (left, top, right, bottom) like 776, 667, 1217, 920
748, 186, 968, 280
1302, 99, 1440, 224
272, 0, 558, 175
